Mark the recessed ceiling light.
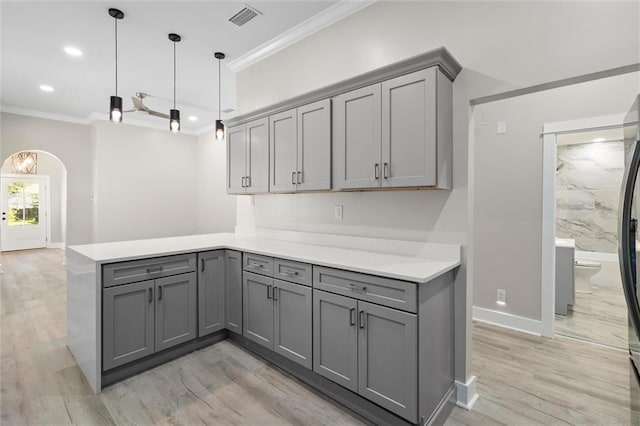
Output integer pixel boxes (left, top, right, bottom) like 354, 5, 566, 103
39, 85, 54, 92
64, 46, 83, 57
592, 137, 606, 142
188, 116, 198, 122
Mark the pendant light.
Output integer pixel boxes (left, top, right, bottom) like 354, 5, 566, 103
214, 52, 226, 140
168, 33, 181, 132
108, 8, 124, 122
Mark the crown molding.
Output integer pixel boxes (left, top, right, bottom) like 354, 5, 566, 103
1, 105, 92, 125
227, 0, 376, 73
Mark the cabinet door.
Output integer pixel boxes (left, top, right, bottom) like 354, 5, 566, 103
273, 279, 312, 369
246, 118, 270, 194
313, 290, 358, 392
381, 68, 437, 188
198, 251, 225, 337
358, 301, 418, 422
269, 108, 297, 193
155, 273, 197, 352
227, 125, 246, 194
243, 272, 274, 349
103, 280, 155, 370
297, 99, 331, 191
333, 84, 382, 190
225, 250, 243, 334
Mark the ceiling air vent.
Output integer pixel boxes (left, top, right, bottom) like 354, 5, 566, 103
229, 5, 261, 26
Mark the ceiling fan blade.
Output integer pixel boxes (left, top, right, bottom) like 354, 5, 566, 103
122, 109, 136, 113
131, 96, 148, 111
148, 110, 170, 119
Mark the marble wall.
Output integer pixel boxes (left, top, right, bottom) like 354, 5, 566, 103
556, 141, 624, 253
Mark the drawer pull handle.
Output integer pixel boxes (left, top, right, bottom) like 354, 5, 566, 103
147, 266, 163, 274
249, 262, 264, 269
282, 270, 299, 276
349, 307, 355, 326
359, 310, 365, 329
349, 284, 367, 294
267, 285, 272, 299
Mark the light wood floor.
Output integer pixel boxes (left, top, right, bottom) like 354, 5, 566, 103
1, 249, 637, 425
555, 283, 628, 349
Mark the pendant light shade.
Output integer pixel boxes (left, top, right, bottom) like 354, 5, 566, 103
168, 33, 181, 133
214, 52, 226, 140
108, 8, 124, 123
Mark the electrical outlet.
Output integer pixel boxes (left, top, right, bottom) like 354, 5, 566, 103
334, 205, 343, 221
497, 121, 507, 134
497, 289, 507, 305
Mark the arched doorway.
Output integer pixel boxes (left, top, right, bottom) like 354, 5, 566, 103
0, 150, 68, 251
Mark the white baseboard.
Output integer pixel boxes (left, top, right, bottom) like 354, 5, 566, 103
47, 242, 65, 250
472, 306, 543, 336
455, 375, 479, 410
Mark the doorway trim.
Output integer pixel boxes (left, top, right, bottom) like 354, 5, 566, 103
0, 173, 51, 251
540, 113, 627, 337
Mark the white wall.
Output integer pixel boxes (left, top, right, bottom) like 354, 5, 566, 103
91, 120, 199, 243
1, 113, 93, 245
472, 72, 639, 321
1, 152, 66, 244
196, 131, 236, 233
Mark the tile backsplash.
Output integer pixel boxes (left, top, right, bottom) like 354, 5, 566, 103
556, 141, 624, 253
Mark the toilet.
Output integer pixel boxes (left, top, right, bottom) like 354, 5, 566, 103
575, 260, 602, 294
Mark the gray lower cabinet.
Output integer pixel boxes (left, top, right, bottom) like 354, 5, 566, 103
243, 272, 274, 348
154, 273, 198, 352
225, 250, 243, 334
103, 279, 155, 371
313, 289, 418, 423
273, 279, 312, 369
198, 251, 225, 337
103, 272, 197, 370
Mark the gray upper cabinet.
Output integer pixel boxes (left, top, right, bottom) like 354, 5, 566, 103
381, 68, 437, 188
226, 118, 269, 194
333, 85, 382, 190
103, 279, 155, 371
270, 99, 331, 193
313, 289, 358, 392
225, 250, 243, 334
198, 251, 225, 337
297, 99, 331, 191
357, 301, 418, 422
243, 272, 274, 349
334, 67, 452, 190
273, 279, 312, 369
155, 273, 198, 352
270, 108, 298, 193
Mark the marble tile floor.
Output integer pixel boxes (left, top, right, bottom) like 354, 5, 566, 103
1, 248, 636, 425
555, 282, 628, 349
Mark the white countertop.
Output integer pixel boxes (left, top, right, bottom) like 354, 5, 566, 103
67, 233, 460, 284
556, 238, 576, 248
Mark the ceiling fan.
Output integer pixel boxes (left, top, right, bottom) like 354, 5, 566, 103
123, 92, 169, 119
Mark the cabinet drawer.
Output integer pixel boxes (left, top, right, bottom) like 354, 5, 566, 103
313, 266, 417, 312
103, 254, 196, 288
273, 259, 312, 286
243, 253, 274, 276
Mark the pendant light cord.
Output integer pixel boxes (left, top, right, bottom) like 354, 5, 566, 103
114, 18, 118, 95
173, 42, 176, 110
218, 58, 221, 120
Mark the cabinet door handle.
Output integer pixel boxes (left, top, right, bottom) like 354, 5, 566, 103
273, 286, 278, 301
158, 285, 163, 301
297, 171, 302, 184
246, 176, 251, 187
359, 310, 365, 329
291, 171, 296, 185
241, 176, 246, 188
349, 307, 355, 326
383, 162, 389, 179
374, 163, 380, 180
201, 258, 205, 271
267, 285, 272, 299
148, 287, 153, 303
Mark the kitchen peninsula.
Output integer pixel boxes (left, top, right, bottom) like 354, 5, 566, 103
67, 231, 460, 425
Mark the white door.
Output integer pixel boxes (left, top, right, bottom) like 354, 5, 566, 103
1, 175, 48, 251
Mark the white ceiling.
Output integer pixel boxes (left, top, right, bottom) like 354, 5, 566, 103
0, 1, 351, 133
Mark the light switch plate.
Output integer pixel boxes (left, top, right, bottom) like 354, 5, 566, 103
497, 121, 507, 134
